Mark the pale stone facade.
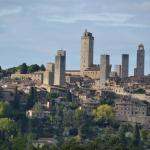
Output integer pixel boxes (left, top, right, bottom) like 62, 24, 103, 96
11, 72, 44, 84
82, 67, 100, 80
54, 50, 66, 86
114, 65, 122, 77
65, 75, 82, 84
115, 96, 150, 126
43, 63, 55, 86
80, 29, 94, 72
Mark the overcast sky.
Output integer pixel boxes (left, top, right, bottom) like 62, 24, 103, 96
0, 0, 149, 75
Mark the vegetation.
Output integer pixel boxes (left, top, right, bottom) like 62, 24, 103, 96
93, 104, 115, 124
40, 64, 46, 71
26, 87, 37, 110
100, 98, 114, 105
1, 63, 45, 77
0, 88, 150, 149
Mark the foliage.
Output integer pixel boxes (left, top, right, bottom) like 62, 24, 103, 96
46, 92, 59, 100
11, 87, 20, 110
0, 102, 11, 117
26, 87, 37, 110
133, 123, 140, 146
133, 88, 145, 94
18, 63, 28, 74
100, 98, 114, 105
33, 102, 42, 113
28, 64, 40, 73
93, 104, 115, 124
40, 64, 46, 71
0, 118, 17, 136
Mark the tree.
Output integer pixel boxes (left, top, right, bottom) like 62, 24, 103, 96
11, 133, 27, 150
12, 87, 20, 110
18, 63, 28, 74
0, 118, 17, 140
28, 64, 40, 73
118, 123, 129, 144
93, 105, 115, 124
0, 66, 2, 71
0, 102, 10, 117
133, 123, 140, 146
46, 92, 59, 100
100, 98, 114, 105
40, 64, 46, 71
26, 87, 37, 110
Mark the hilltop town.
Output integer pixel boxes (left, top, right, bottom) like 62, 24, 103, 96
0, 30, 150, 149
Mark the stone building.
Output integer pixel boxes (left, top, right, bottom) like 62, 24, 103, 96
82, 67, 100, 80
11, 72, 44, 84
100, 55, 111, 87
115, 96, 150, 125
43, 63, 55, 86
134, 44, 145, 77
80, 29, 94, 72
114, 65, 122, 77
121, 54, 129, 78
65, 75, 82, 84
54, 50, 66, 86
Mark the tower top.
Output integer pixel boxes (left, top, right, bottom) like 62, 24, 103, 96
83, 29, 93, 37
138, 44, 144, 51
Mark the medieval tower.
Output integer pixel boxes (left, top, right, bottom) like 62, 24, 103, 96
54, 50, 66, 86
80, 29, 94, 72
134, 44, 145, 77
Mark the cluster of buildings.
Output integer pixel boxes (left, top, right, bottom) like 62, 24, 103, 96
9, 30, 150, 128
11, 29, 146, 89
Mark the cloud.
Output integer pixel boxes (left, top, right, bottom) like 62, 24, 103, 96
40, 13, 133, 23
39, 13, 150, 28
0, 7, 22, 17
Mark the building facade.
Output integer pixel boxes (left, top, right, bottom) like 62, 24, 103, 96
121, 54, 129, 78
114, 65, 122, 77
134, 44, 145, 77
43, 63, 55, 86
54, 50, 66, 86
80, 29, 94, 72
100, 55, 111, 87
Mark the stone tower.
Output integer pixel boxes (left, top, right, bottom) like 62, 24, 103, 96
100, 55, 111, 86
134, 44, 145, 77
43, 63, 55, 86
114, 65, 121, 77
54, 50, 66, 86
121, 54, 129, 78
80, 29, 94, 72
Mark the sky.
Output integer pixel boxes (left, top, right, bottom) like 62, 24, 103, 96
0, 0, 149, 75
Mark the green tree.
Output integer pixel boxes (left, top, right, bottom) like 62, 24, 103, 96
118, 123, 129, 144
0, 102, 10, 117
26, 87, 37, 110
93, 104, 115, 124
100, 98, 114, 105
0, 118, 17, 140
40, 64, 46, 71
11, 133, 28, 150
12, 87, 20, 110
18, 63, 28, 74
28, 64, 40, 73
133, 123, 140, 146
46, 92, 59, 100
140, 129, 148, 141
0, 66, 2, 72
